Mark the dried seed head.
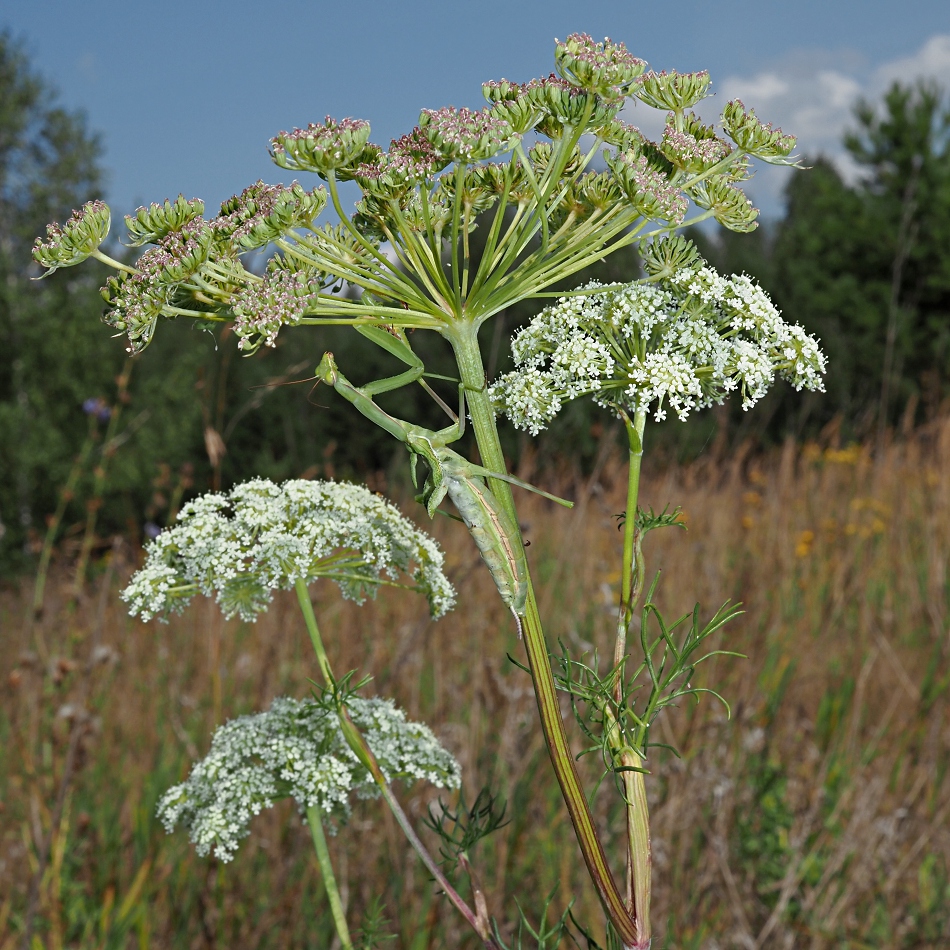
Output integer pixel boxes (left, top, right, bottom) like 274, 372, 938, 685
125, 195, 205, 247
554, 33, 646, 98
721, 100, 798, 164
33, 200, 111, 275
271, 116, 373, 175
635, 70, 712, 111
417, 106, 515, 164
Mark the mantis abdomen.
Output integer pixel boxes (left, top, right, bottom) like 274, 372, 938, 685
443, 463, 528, 619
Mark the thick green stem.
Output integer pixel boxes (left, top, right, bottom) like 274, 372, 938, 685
614, 411, 647, 699
602, 704, 651, 946
306, 805, 354, 949
625, 769, 651, 942
293, 579, 501, 950
612, 410, 650, 942
448, 322, 646, 949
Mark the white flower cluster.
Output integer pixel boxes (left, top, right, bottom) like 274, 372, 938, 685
157, 694, 461, 862
122, 478, 456, 621
491, 262, 825, 433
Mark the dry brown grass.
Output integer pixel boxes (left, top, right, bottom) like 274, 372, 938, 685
3, 419, 950, 949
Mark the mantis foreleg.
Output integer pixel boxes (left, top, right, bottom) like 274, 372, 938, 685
355, 323, 458, 401
316, 351, 425, 444
355, 324, 425, 396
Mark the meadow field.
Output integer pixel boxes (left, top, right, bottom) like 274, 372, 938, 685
3, 419, 949, 949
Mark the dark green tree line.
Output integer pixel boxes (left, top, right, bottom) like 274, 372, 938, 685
0, 35, 350, 571
0, 30, 116, 568
704, 80, 950, 443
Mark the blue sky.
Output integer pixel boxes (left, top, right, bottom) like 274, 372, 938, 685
6, 0, 950, 220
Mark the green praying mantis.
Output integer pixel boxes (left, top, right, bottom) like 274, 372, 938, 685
315, 324, 573, 632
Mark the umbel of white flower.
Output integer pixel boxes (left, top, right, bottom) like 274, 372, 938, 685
490, 240, 826, 434
157, 695, 461, 862
122, 478, 456, 622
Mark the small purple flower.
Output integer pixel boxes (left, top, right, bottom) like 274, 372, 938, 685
143, 522, 162, 541
353, 128, 451, 198
82, 397, 112, 423
388, 128, 448, 179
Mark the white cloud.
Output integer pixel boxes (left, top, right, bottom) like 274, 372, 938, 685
875, 34, 950, 89
721, 73, 791, 105
692, 34, 950, 218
